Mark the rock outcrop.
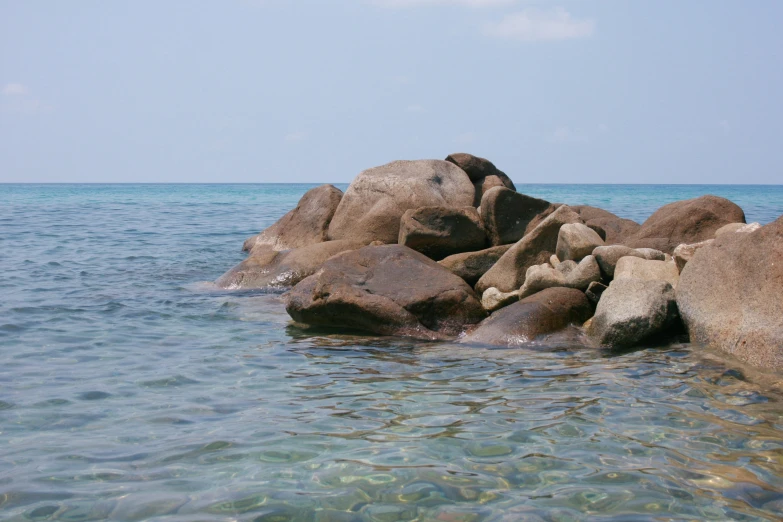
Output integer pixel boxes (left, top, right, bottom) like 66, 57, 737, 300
556, 223, 605, 262
479, 187, 553, 246
588, 279, 680, 348
624, 195, 746, 254
464, 288, 593, 346
398, 206, 486, 260
439, 244, 512, 287
476, 205, 583, 294
285, 245, 486, 339
243, 184, 343, 252
327, 160, 475, 244
217, 240, 365, 289
677, 216, 783, 371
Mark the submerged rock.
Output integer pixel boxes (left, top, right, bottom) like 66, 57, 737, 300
556, 223, 605, 262
476, 205, 583, 294
588, 279, 679, 348
398, 206, 485, 260
243, 184, 343, 252
624, 195, 746, 254
217, 240, 365, 289
677, 216, 783, 372
464, 287, 593, 346
285, 245, 486, 339
327, 160, 475, 244
439, 244, 512, 287
479, 187, 553, 246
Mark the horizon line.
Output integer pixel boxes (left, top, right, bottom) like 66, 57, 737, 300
2, 182, 783, 187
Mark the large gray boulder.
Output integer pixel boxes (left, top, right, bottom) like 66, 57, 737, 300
327, 160, 475, 244
479, 187, 553, 246
464, 287, 593, 346
588, 279, 679, 348
398, 206, 486, 260
593, 245, 665, 279
677, 216, 783, 372
556, 223, 605, 262
614, 257, 680, 288
519, 255, 601, 298
439, 244, 512, 287
216, 240, 365, 290
285, 245, 486, 339
243, 184, 343, 252
624, 195, 746, 254
476, 205, 583, 294
572, 205, 641, 245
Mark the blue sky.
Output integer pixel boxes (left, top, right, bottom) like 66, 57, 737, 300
1, 1, 782, 183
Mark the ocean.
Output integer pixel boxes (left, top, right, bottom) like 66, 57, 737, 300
1, 183, 782, 521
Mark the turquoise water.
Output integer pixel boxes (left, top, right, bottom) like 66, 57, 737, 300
1, 183, 782, 521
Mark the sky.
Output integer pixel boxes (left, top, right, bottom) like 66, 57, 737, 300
1, 0, 782, 184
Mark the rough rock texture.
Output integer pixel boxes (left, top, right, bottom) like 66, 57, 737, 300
614, 257, 680, 288
464, 288, 593, 346
585, 281, 607, 304
588, 279, 680, 348
439, 245, 512, 287
572, 205, 642, 245
327, 160, 475, 244
624, 195, 746, 254
243, 184, 343, 252
677, 217, 783, 371
479, 187, 553, 246
445, 153, 513, 184
519, 255, 601, 298
673, 239, 714, 272
481, 287, 519, 313
714, 222, 761, 237
216, 240, 365, 289
593, 245, 665, 279
285, 245, 486, 339
476, 205, 583, 294
556, 223, 605, 262
398, 206, 486, 260
472, 174, 516, 207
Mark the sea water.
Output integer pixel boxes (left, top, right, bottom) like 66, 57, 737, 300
1, 183, 782, 521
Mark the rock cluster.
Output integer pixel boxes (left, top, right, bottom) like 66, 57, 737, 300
217, 153, 780, 374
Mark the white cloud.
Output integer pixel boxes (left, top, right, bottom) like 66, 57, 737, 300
548, 126, 588, 143
284, 131, 309, 143
374, 0, 514, 8
484, 7, 594, 41
3, 83, 28, 96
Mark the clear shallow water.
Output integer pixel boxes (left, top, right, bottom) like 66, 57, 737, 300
1, 183, 782, 522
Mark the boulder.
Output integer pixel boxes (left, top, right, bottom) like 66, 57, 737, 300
398, 206, 486, 260
216, 240, 365, 289
479, 187, 553, 246
572, 205, 641, 245
593, 245, 665, 279
549, 254, 560, 268
624, 195, 746, 254
518, 255, 601, 298
588, 279, 680, 348
481, 287, 519, 313
556, 223, 605, 262
676, 216, 783, 371
476, 205, 583, 294
243, 184, 343, 252
673, 239, 714, 272
445, 152, 512, 184
285, 245, 486, 339
327, 160, 475, 244
614, 257, 680, 288
585, 281, 607, 304
714, 222, 761, 237
439, 244, 512, 287
472, 174, 515, 206
464, 288, 593, 346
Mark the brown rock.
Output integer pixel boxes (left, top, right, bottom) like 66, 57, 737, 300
479, 187, 553, 246
614, 257, 680, 288
593, 245, 665, 279
475, 205, 584, 294
439, 244, 512, 286
472, 174, 515, 206
556, 223, 605, 262
398, 206, 486, 260
677, 216, 783, 372
572, 205, 641, 245
285, 245, 486, 339
673, 239, 714, 272
624, 195, 746, 254
327, 160, 475, 244
463, 287, 593, 346
445, 152, 512, 184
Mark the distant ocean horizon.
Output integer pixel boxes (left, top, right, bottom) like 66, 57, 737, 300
1, 182, 782, 520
